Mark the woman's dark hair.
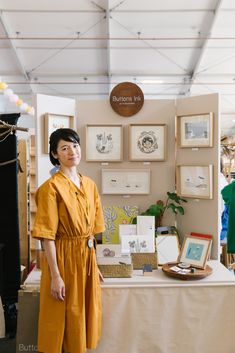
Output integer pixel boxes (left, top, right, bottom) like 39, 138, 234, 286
49, 128, 80, 166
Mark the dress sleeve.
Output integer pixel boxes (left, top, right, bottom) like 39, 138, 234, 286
93, 183, 105, 234
32, 182, 59, 240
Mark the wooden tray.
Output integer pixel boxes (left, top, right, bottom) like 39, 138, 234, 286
162, 262, 213, 280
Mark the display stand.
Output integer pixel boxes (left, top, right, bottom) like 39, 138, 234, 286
162, 262, 213, 280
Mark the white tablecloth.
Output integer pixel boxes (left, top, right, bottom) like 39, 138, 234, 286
90, 261, 235, 353
23, 261, 235, 353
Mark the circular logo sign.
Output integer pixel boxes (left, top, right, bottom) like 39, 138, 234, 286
110, 82, 144, 117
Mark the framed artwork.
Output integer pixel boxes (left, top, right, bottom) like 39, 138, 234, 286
177, 112, 213, 148
156, 235, 180, 265
178, 236, 212, 269
86, 124, 123, 162
129, 124, 167, 161
177, 164, 213, 199
101, 169, 150, 195
44, 113, 74, 153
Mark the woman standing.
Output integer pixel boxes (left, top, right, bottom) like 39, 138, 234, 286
33, 128, 105, 353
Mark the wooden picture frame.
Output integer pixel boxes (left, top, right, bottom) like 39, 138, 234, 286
129, 124, 167, 161
177, 112, 213, 148
44, 113, 74, 153
101, 169, 150, 195
86, 124, 123, 162
176, 164, 213, 199
178, 236, 212, 269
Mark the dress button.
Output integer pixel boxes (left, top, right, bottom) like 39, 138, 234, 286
87, 238, 93, 248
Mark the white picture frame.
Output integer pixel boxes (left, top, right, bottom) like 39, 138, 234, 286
86, 124, 123, 162
101, 169, 150, 195
177, 113, 213, 148
156, 235, 180, 265
176, 164, 213, 199
129, 124, 167, 161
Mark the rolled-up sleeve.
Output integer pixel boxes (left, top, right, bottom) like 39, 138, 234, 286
32, 182, 59, 240
93, 184, 105, 234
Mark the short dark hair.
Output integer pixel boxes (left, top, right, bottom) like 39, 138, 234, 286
49, 128, 80, 166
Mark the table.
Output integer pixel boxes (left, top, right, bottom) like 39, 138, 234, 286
17, 261, 235, 353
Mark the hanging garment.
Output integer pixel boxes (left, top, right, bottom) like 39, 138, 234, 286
33, 171, 105, 353
0, 113, 21, 303
221, 180, 235, 253
220, 204, 229, 241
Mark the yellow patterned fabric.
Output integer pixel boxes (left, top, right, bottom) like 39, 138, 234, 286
102, 205, 139, 244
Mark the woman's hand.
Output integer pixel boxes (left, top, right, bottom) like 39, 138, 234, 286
51, 275, 65, 301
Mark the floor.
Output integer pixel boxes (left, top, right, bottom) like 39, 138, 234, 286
0, 337, 16, 353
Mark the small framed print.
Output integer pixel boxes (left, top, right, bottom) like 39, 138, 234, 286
101, 169, 150, 195
177, 113, 213, 148
44, 113, 74, 153
176, 165, 213, 199
178, 236, 212, 269
156, 235, 180, 265
86, 124, 123, 162
129, 124, 167, 161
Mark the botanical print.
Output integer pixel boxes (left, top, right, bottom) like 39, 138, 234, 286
86, 125, 122, 161
102, 206, 139, 244
96, 132, 113, 154
121, 235, 155, 253
128, 239, 147, 252
137, 130, 158, 154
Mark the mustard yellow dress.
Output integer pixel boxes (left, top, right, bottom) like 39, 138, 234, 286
32, 171, 105, 353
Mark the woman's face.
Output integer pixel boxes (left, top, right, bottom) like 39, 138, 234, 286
52, 139, 81, 168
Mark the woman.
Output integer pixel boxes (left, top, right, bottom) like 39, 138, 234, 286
33, 128, 105, 353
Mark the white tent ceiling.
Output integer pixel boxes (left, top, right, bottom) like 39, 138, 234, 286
1, 0, 235, 135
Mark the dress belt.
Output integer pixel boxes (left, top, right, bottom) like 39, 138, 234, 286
55, 234, 96, 276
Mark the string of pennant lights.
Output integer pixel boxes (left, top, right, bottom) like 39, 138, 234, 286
0, 78, 35, 116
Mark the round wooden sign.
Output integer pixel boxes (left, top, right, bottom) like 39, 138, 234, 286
110, 82, 144, 117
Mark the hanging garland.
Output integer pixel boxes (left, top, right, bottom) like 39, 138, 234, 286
0, 78, 35, 116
